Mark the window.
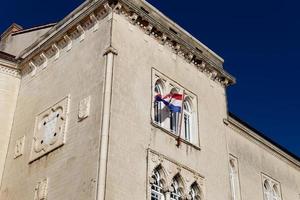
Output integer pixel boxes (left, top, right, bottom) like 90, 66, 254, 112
263, 180, 272, 200
170, 175, 183, 200
152, 69, 199, 146
229, 156, 241, 200
262, 175, 282, 200
154, 80, 164, 124
30, 96, 69, 162
151, 168, 165, 200
190, 183, 202, 200
183, 98, 192, 142
169, 88, 179, 134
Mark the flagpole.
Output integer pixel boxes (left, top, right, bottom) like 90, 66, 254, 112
176, 90, 185, 147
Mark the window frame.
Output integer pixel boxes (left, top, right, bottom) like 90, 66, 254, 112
151, 68, 200, 148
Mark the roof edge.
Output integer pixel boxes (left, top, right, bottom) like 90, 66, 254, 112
12, 23, 57, 36
226, 112, 300, 168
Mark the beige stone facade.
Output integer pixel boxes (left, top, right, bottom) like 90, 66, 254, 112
0, 0, 299, 200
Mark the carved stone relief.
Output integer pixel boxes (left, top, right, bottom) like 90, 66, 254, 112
78, 96, 91, 121
34, 178, 48, 200
30, 96, 69, 162
14, 136, 25, 159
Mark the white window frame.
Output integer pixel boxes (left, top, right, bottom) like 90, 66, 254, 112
152, 69, 200, 146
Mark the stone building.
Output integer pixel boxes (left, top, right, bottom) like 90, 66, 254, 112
0, 0, 299, 199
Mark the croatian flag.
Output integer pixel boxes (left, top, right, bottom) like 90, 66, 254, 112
155, 93, 183, 113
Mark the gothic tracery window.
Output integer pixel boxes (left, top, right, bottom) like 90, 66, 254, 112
151, 168, 165, 200
263, 179, 282, 200
170, 175, 183, 200
189, 182, 202, 200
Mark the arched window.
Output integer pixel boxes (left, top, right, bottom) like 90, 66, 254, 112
183, 98, 192, 142
154, 80, 164, 124
272, 185, 281, 200
169, 88, 179, 134
151, 168, 165, 200
170, 175, 183, 200
190, 183, 202, 200
229, 158, 241, 200
263, 180, 272, 200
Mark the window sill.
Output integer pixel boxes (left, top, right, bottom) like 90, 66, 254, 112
151, 121, 201, 151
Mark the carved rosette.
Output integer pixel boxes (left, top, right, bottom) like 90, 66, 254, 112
30, 96, 69, 162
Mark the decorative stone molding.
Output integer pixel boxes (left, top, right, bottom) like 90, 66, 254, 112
14, 136, 25, 159
76, 25, 85, 42
19, 0, 235, 87
148, 149, 205, 199
34, 178, 48, 200
0, 65, 20, 78
115, 0, 235, 87
30, 96, 69, 162
78, 96, 91, 121
21, 3, 110, 78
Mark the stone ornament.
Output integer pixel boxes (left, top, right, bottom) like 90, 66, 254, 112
78, 96, 91, 121
14, 136, 25, 159
148, 149, 205, 199
34, 178, 48, 200
30, 96, 69, 162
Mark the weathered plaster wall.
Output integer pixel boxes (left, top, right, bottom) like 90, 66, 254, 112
0, 64, 20, 186
226, 124, 300, 200
0, 16, 111, 200
105, 13, 232, 200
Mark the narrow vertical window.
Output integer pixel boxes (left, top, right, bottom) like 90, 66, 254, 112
263, 180, 272, 200
262, 174, 282, 200
183, 98, 192, 142
229, 157, 241, 200
151, 168, 165, 200
154, 80, 164, 125
170, 175, 183, 200
169, 88, 179, 134
272, 185, 281, 200
189, 183, 202, 200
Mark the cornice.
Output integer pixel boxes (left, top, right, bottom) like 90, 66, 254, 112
0, 60, 20, 78
224, 117, 300, 170
114, 0, 235, 87
17, 0, 235, 87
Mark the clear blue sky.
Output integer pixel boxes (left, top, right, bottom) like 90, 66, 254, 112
1, 0, 299, 158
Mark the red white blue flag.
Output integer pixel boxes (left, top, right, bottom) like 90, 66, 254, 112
155, 93, 183, 113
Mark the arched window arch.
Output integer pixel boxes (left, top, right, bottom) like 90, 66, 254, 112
154, 80, 165, 125
263, 180, 272, 200
169, 88, 179, 134
170, 174, 184, 200
183, 97, 192, 142
272, 185, 281, 200
151, 167, 165, 200
190, 182, 202, 200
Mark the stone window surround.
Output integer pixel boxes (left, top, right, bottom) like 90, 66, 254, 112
148, 149, 205, 200
261, 173, 283, 200
229, 154, 242, 200
151, 68, 200, 150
